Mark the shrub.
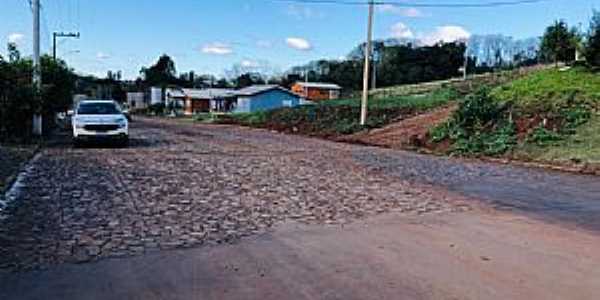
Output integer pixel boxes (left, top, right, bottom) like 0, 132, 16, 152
430, 87, 517, 156
148, 103, 165, 115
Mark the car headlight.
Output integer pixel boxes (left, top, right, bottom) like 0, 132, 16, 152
116, 118, 128, 128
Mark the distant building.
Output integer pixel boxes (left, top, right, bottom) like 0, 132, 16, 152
169, 88, 238, 115
150, 87, 163, 105
126, 92, 146, 110
167, 85, 301, 115
291, 82, 341, 101
235, 85, 300, 113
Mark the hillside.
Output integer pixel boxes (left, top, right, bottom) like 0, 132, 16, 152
368, 64, 550, 99
493, 68, 600, 168
427, 67, 600, 172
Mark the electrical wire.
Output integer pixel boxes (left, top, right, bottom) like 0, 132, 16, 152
268, 0, 549, 7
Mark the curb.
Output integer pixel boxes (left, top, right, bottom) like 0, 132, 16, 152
0, 151, 43, 216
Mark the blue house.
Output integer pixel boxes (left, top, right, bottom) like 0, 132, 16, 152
234, 85, 301, 113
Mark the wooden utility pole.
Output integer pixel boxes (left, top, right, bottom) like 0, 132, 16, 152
32, 0, 42, 136
360, 0, 374, 126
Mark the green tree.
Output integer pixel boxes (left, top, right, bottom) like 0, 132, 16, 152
7, 42, 20, 62
540, 20, 578, 66
0, 42, 76, 141
586, 10, 600, 67
140, 54, 177, 87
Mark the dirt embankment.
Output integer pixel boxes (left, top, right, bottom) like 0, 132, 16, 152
338, 104, 456, 150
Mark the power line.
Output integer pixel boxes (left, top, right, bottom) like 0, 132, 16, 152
268, 0, 549, 7
382, 0, 548, 8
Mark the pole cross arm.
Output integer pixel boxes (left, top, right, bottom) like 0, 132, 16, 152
53, 31, 81, 60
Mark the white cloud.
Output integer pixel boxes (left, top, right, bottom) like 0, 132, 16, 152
390, 22, 414, 39
286, 37, 312, 51
419, 26, 471, 46
241, 59, 260, 68
377, 5, 424, 17
8, 33, 25, 45
201, 43, 233, 55
96, 52, 110, 60
286, 4, 324, 20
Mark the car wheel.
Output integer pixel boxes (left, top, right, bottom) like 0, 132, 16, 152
119, 137, 129, 148
73, 138, 82, 148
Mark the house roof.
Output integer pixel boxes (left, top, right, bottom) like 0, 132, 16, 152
165, 86, 299, 100
167, 88, 237, 99
184, 88, 237, 99
236, 85, 300, 97
294, 82, 342, 90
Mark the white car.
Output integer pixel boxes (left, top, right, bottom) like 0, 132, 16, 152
72, 100, 129, 147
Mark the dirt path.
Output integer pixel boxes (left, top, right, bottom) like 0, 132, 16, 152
340, 105, 455, 149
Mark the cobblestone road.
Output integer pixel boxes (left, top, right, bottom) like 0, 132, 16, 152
0, 118, 465, 271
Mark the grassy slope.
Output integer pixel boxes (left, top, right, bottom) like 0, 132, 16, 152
228, 88, 457, 137
492, 68, 600, 111
513, 114, 600, 164
492, 68, 600, 165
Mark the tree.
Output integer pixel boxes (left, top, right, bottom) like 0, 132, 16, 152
540, 20, 578, 66
7, 42, 20, 62
586, 10, 600, 67
140, 54, 177, 87
234, 73, 264, 88
1, 43, 76, 140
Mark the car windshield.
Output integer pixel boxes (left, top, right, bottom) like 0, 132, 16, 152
77, 102, 121, 115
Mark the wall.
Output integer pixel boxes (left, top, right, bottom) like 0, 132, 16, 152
235, 90, 300, 113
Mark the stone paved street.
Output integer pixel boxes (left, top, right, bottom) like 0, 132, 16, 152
0, 118, 465, 271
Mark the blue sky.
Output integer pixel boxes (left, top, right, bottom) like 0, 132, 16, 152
1, 0, 597, 79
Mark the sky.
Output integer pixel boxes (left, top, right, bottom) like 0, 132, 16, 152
0, 0, 597, 79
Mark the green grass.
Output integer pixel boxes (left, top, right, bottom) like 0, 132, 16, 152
430, 67, 600, 167
491, 67, 600, 112
514, 113, 600, 164
323, 87, 457, 109
227, 88, 458, 136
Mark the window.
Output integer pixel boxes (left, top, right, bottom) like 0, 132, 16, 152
77, 102, 121, 115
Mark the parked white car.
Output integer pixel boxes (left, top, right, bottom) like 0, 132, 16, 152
71, 100, 129, 147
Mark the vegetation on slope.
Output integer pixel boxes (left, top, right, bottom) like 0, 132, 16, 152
430, 67, 600, 167
223, 88, 458, 137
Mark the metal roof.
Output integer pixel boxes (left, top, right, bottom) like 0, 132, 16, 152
236, 85, 299, 97
165, 86, 299, 99
167, 88, 237, 99
184, 88, 237, 99
294, 82, 341, 90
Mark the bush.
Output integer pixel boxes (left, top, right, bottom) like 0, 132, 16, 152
431, 87, 517, 156
528, 126, 563, 146
148, 103, 165, 115
1, 47, 76, 142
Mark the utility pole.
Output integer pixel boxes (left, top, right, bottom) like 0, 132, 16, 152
32, 0, 42, 136
371, 57, 377, 90
463, 53, 468, 80
305, 67, 309, 83
360, 0, 374, 126
53, 32, 80, 60
462, 39, 469, 80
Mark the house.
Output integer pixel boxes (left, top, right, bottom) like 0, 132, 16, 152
167, 88, 237, 115
234, 85, 300, 113
291, 82, 342, 102
126, 92, 146, 110
162, 85, 301, 115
